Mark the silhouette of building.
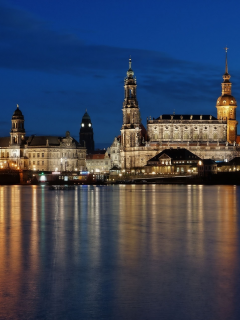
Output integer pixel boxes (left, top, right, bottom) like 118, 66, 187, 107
79, 110, 94, 153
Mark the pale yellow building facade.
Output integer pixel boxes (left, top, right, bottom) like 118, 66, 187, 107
0, 106, 86, 172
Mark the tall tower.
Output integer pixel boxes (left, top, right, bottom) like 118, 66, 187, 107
216, 48, 238, 143
121, 58, 141, 150
79, 110, 94, 153
10, 104, 25, 145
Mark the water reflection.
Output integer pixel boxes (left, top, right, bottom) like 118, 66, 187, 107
0, 185, 239, 320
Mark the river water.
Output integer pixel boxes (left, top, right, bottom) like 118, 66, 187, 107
0, 185, 240, 320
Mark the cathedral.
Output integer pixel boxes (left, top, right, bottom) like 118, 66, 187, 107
120, 52, 240, 169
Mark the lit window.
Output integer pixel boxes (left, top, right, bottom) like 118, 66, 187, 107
82, 123, 84, 127
88, 123, 91, 127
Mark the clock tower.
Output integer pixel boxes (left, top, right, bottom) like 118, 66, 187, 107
121, 58, 141, 147
79, 110, 94, 153
216, 49, 238, 143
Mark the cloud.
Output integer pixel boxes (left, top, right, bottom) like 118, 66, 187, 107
1, 0, 239, 140
0, 1, 221, 80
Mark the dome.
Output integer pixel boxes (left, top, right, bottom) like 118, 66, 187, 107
12, 106, 24, 120
216, 95, 237, 107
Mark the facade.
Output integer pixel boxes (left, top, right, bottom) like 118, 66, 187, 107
120, 54, 240, 169
216, 157, 240, 172
120, 58, 157, 169
0, 105, 86, 171
145, 148, 200, 175
197, 159, 217, 177
107, 136, 121, 168
79, 110, 94, 153
86, 151, 111, 173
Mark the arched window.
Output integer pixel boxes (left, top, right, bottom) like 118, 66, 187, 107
164, 133, 169, 139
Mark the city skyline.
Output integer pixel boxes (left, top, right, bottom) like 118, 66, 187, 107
1, 0, 240, 147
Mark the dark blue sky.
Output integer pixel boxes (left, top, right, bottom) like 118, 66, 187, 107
1, 0, 240, 147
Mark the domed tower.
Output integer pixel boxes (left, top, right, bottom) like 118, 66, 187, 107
216, 48, 238, 143
79, 110, 94, 153
10, 104, 26, 145
121, 58, 141, 149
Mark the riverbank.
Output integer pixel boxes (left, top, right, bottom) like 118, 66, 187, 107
1, 171, 240, 185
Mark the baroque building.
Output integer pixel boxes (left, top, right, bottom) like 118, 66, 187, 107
86, 150, 111, 173
107, 136, 121, 169
0, 105, 86, 171
79, 110, 94, 153
120, 53, 240, 170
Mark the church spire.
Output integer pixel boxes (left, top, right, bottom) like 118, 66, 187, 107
224, 47, 229, 74
222, 47, 231, 95
127, 56, 134, 78
129, 56, 132, 69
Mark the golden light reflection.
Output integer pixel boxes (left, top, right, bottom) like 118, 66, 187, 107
0, 186, 22, 319
0, 185, 239, 319
30, 186, 39, 273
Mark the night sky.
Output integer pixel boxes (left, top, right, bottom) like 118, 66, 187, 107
1, 0, 240, 148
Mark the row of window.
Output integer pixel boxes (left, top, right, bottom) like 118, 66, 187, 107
28, 152, 81, 158
29, 153, 44, 158
160, 160, 194, 165
161, 133, 220, 139
0, 152, 9, 157
87, 161, 109, 165
199, 166, 216, 171
29, 160, 44, 165
29, 161, 44, 165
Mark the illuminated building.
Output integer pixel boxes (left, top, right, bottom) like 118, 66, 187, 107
107, 136, 121, 169
216, 48, 238, 143
145, 148, 201, 175
120, 52, 240, 169
0, 105, 86, 171
86, 150, 111, 173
